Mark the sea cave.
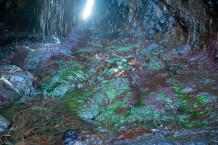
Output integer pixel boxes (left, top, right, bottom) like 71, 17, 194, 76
0, 0, 218, 144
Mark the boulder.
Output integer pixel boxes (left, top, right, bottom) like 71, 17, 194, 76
23, 46, 71, 71
65, 77, 130, 121
0, 115, 9, 133
0, 77, 21, 107
0, 65, 37, 107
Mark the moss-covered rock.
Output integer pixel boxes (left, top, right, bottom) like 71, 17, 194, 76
139, 42, 164, 56
64, 77, 130, 120
147, 57, 165, 71
108, 43, 138, 54
172, 85, 217, 129
93, 87, 176, 127
40, 60, 95, 97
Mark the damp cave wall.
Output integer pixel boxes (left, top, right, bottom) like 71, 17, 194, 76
0, 0, 217, 52
0, 0, 84, 38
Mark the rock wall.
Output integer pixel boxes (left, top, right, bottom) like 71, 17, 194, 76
96, 0, 217, 50
0, 0, 83, 37
0, 0, 217, 50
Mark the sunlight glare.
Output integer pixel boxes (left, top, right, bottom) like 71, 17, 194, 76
82, 0, 94, 20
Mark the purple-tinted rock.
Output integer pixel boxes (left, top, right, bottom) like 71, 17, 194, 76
0, 65, 37, 107
0, 115, 9, 133
23, 45, 71, 71
0, 77, 21, 107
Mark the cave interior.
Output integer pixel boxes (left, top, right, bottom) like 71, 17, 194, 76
0, 0, 217, 144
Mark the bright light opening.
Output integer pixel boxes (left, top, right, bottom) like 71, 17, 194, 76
82, 0, 94, 20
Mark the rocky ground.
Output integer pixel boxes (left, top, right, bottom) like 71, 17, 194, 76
0, 0, 217, 144
0, 27, 217, 144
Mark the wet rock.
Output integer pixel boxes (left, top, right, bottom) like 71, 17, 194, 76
197, 92, 217, 103
78, 78, 129, 120
38, 58, 95, 98
61, 28, 89, 49
95, 86, 175, 127
0, 115, 9, 133
0, 77, 21, 107
0, 42, 47, 67
139, 42, 164, 56
113, 128, 153, 142
175, 45, 190, 56
65, 77, 130, 121
8, 45, 32, 66
0, 1, 217, 145
112, 127, 218, 145
0, 23, 43, 48
74, 141, 86, 145
182, 87, 195, 93
166, 65, 180, 74
62, 129, 106, 145
23, 46, 71, 71
147, 57, 165, 71
212, 86, 218, 91
160, 0, 209, 49
207, 34, 218, 63
129, 87, 176, 123
0, 0, 78, 38
63, 129, 80, 145
0, 65, 37, 106
23, 28, 88, 73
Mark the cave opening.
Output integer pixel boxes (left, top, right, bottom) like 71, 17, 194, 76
0, 0, 217, 144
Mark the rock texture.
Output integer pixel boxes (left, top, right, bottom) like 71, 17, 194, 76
0, 0, 217, 144
0, 0, 80, 37
0, 65, 37, 107
0, 0, 216, 47
0, 115, 9, 133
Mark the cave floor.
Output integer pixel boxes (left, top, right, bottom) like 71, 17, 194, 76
0, 36, 218, 144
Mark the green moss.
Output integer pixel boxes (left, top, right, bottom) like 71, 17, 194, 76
93, 89, 176, 127
64, 77, 129, 121
97, 102, 125, 122
140, 46, 164, 56
63, 81, 215, 129
59, 62, 85, 80
147, 57, 165, 71
39, 60, 95, 97
93, 42, 103, 48
171, 85, 215, 129
105, 89, 117, 101
197, 96, 209, 104
129, 106, 160, 121
111, 44, 138, 53
117, 46, 132, 52
134, 98, 143, 108
64, 89, 93, 111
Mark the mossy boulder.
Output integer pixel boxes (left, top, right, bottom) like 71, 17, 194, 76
96, 87, 176, 127
64, 77, 130, 120
39, 60, 95, 97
